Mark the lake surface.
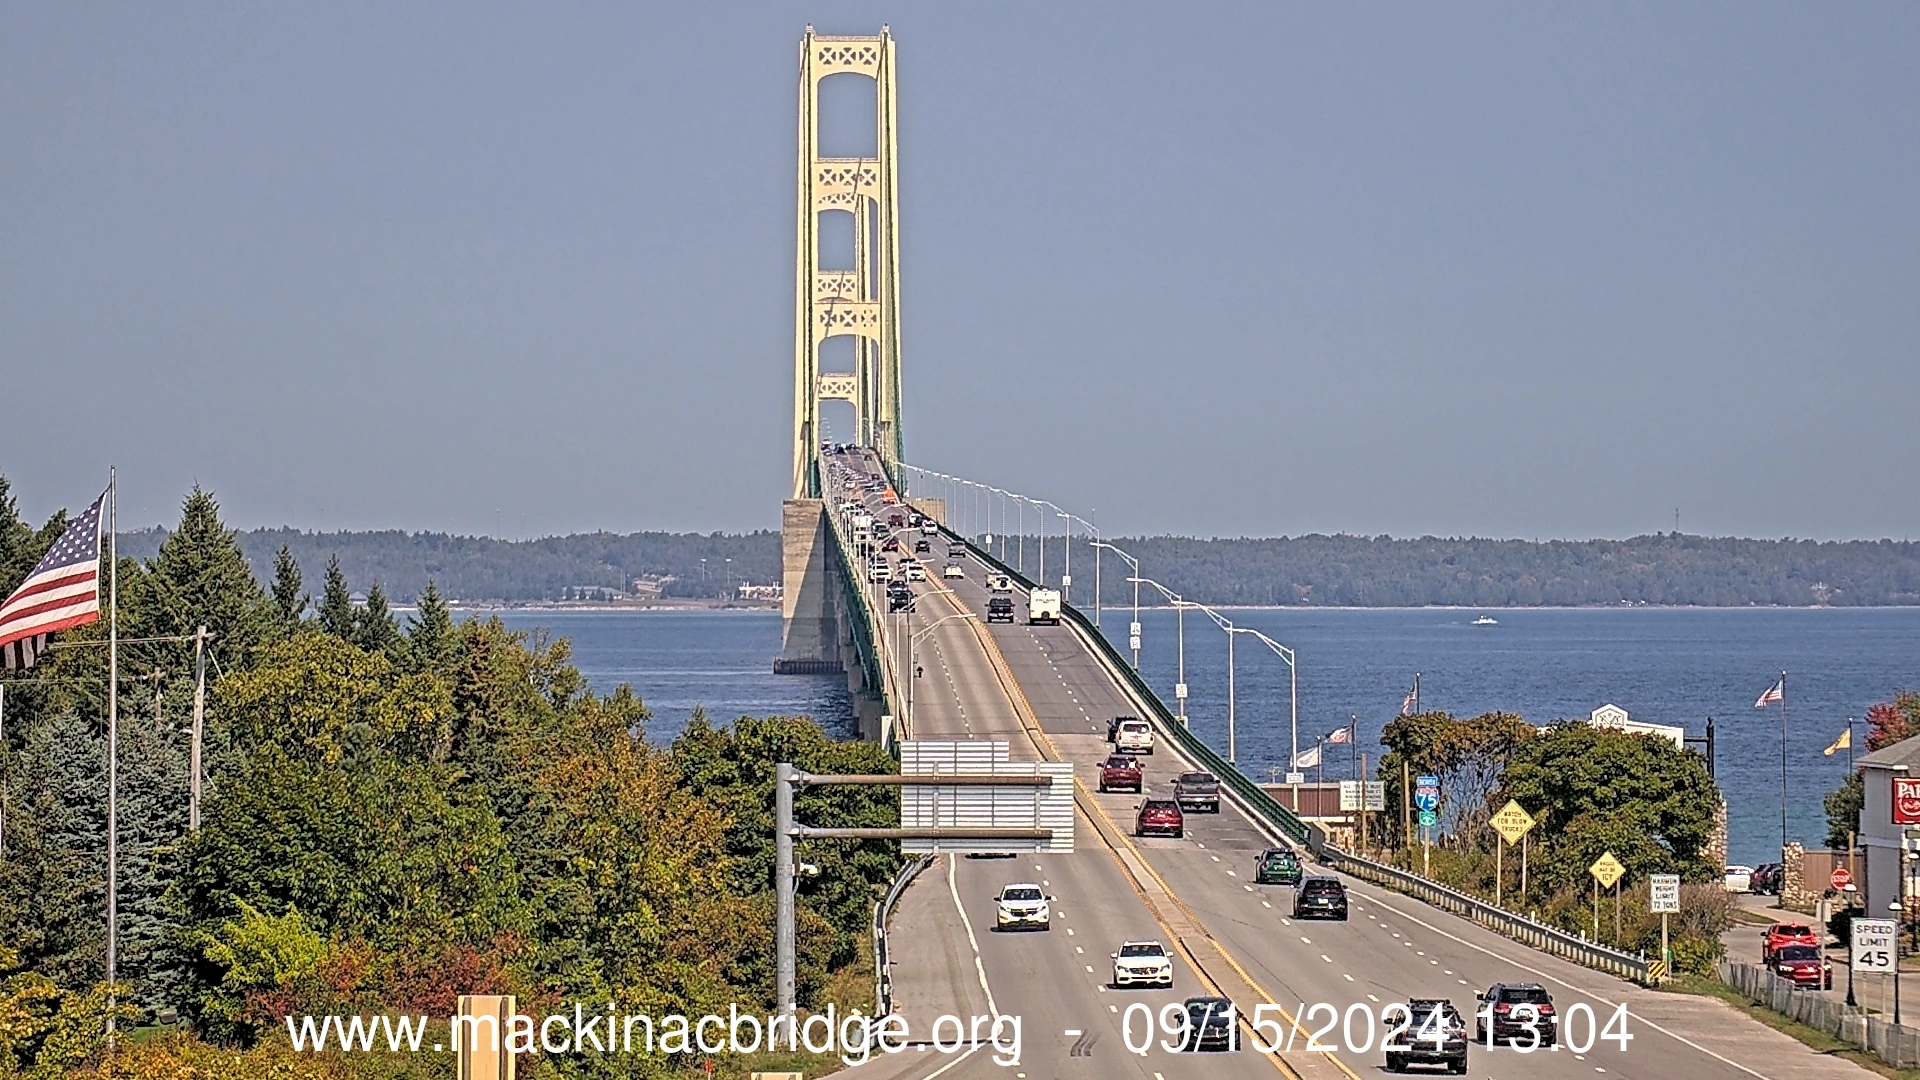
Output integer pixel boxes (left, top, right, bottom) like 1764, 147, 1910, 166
484, 606, 1920, 868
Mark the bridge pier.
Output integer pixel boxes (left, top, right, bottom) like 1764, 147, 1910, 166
777, 499, 891, 741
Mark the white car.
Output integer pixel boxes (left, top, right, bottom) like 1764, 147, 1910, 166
1724, 865, 1754, 893
943, 563, 965, 579
868, 562, 891, 583
904, 564, 927, 582
1111, 940, 1174, 988
994, 884, 1051, 931
1115, 718, 1154, 755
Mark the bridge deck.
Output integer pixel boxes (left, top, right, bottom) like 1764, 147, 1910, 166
826, 448, 1864, 1080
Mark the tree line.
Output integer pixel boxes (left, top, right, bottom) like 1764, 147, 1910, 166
0, 477, 893, 1078
1373, 709, 1729, 970
119, 524, 1920, 606
114, 526, 782, 605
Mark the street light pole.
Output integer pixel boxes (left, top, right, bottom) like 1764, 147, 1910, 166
1230, 627, 1301, 785
1056, 510, 1072, 605
1092, 542, 1142, 668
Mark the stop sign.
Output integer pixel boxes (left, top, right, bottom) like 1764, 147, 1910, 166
1832, 867, 1854, 891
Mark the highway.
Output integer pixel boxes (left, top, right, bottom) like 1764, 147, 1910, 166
827, 450, 1871, 1080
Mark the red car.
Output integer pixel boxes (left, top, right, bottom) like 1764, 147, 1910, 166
1098, 755, 1143, 793
1763, 922, 1819, 961
1135, 798, 1184, 838
1772, 944, 1832, 989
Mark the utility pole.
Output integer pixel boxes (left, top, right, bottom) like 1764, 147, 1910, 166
775, 762, 796, 1019
191, 626, 208, 831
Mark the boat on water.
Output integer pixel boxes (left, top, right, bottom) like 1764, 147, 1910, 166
1472, 615, 1498, 626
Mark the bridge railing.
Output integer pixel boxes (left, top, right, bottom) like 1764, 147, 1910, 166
820, 482, 897, 730
941, 524, 1653, 985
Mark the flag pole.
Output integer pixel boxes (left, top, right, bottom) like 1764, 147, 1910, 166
1779, 670, 1788, 858
106, 466, 118, 1044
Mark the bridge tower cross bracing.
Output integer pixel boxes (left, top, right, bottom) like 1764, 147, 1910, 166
792, 25, 903, 499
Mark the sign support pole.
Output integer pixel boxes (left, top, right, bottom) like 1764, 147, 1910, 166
1496, 835, 1503, 908
1521, 834, 1528, 901
1662, 912, 1669, 973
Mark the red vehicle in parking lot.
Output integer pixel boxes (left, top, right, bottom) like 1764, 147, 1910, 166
1098, 755, 1143, 793
1772, 945, 1833, 989
1763, 922, 1819, 962
1135, 798, 1184, 838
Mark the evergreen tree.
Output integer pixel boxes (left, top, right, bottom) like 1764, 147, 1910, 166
270, 545, 306, 627
140, 488, 273, 666
406, 580, 456, 672
0, 477, 39, 592
317, 556, 352, 638
353, 584, 403, 659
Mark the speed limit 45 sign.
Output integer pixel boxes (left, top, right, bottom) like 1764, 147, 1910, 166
1853, 918, 1898, 973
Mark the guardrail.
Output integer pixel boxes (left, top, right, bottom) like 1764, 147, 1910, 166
821, 484, 895, 724
873, 853, 935, 1016
941, 524, 1655, 984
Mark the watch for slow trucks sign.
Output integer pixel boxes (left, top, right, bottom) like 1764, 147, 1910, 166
1893, 776, 1920, 825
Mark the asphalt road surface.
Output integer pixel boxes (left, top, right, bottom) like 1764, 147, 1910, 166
827, 450, 1871, 1080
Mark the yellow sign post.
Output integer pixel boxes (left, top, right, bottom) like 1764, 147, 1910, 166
1490, 801, 1536, 908
1589, 852, 1626, 942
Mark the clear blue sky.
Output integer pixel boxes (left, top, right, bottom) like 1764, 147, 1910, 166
3, 3, 1915, 540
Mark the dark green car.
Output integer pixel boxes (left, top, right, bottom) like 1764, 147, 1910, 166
1253, 847, 1302, 885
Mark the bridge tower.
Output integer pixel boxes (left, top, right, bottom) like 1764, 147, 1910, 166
791, 25, 903, 498
778, 27, 903, 721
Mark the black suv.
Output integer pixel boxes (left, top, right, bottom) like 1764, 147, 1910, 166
887, 584, 914, 613
1475, 983, 1556, 1046
1386, 999, 1468, 1074
1177, 996, 1238, 1052
986, 597, 1015, 623
1292, 876, 1348, 920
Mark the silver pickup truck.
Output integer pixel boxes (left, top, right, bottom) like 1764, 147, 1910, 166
1173, 771, 1220, 813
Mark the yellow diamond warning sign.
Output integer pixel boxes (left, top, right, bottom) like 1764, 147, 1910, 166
1490, 800, 1536, 845
1590, 851, 1627, 889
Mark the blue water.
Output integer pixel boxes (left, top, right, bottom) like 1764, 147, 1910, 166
480, 606, 1920, 868
1096, 606, 1920, 867
480, 610, 854, 740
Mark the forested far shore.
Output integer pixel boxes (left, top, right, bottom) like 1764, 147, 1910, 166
108, 524, 1920, 607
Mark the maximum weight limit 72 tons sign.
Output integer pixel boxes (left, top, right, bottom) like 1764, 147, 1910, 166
1853, 918, 1898, 973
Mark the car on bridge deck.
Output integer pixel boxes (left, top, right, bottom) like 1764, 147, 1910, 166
868, 562, 891, 583
1253, 847, 1302, 886
1111, 941, 1174, 988
993, 883, 1052, 931
1176, 997, 1239, 1052
986, 596, 1015, 622
943, 563, 965, 579
1292, 876, 1349, 920
1114, 718, 1154, 755
1107, 716, 1139, 742
1173, 771, 1220, 813
914, 538, 931, 554
904, 563, 926, 582
881, 536, 900, 552
1385, 999, 1468, 1074
1135, 798, 1184, 838
947, 543, 966, 558
1098, 754, 1143, 793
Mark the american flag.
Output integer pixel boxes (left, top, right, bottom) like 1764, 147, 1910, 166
1400, 687, 1418, 715
1754, 678, 1785, 708
1326, 726, 1352, 744
0, 491, 105, 671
